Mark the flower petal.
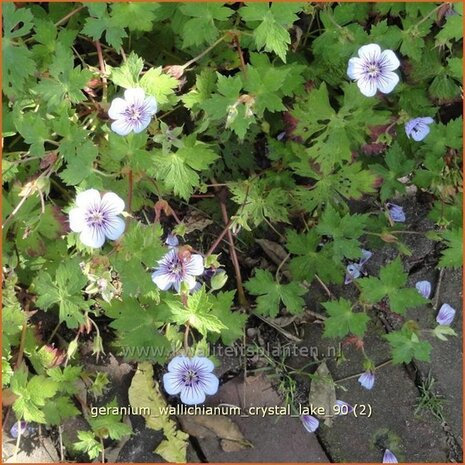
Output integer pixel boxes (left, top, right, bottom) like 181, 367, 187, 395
76, 189, 101, 209
111, 118, 133, 136
101, 192, 125, 215
124, 88, 146, 106
192, 356, 214, 373
415, 280, 431, 299
163, 372, 183, 395
383, 449, 398, 463
104, 216, 125, 241
301, 415, 319, 433
436, 303, 456, 326
152, 269, 174, 291
180, 385, 206, 405
357, 76, 378, 97
79, 225, 106, 248
377, 71, 399, 94
185, 254, 204, 276
143, 96, 158, 116
358, 43, 381, 62
379, 49, 400, 71
358, 371, 375, 390
68, 207, 86, 233
411, 123, 431, 141
108, 97, 128, 120
167, 356, 191, 373
347, 57, 364, 80
199, 372, 219, 395
132, 115, 152, 134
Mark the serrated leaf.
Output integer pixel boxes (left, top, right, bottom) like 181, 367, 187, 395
322, 298, 369, 338
438, 228, 462, 269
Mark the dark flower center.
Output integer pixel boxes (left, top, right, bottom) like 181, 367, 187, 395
365, 62, 381, 78
86, 209, 107, 227
125, 104, 142, 122
182, 369, 199, 387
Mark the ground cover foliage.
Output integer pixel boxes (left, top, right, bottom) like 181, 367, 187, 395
2, 2, 463, 462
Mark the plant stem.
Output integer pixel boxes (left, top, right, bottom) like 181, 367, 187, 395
95, 40, 107, 103
181, 34, 228, 70
54, 5, 84, 27
334, 359, 393, 383
127, 170, 133, 213
206, 218, 233, 257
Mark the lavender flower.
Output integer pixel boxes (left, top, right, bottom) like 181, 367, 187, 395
386, 203, 406, 223
165, 233, 179, 249
345, 249, 372, 284
108, 88, 157, 136
383, 449, 399, 463
69, 189, 125, 248
405, 117, 434, 142
335, 400, 353, 415
436, 303, 456, 326
358, 371, 375, 390
152, 248, 204, 292
10, 421, 28, 439
347, 44, 400, 97
301, 415, 319, 433
163, 356, 219, 405
415, 280, 432, 299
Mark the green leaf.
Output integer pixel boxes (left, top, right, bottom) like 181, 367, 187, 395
359, 258, 427, 314
166, 287, 226, 336
241, 3, 303, 62
180, 3, 233, 47
108, 51, 144, 89
89, 398, 132, 440
110, 3, 160, 32
323, 298, 370, 338
210, 291, 248, 346
286, 229, 342, 284
245, 269, 306, 318
316, 206, 367, 261
74, 431, 103, 460
140, 67, 178, 106
385, 326, 432, 364
438, 228, 463, 269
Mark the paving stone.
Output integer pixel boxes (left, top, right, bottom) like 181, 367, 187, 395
3, 436, 59, 463
409, 267, 463, 446
288, 320, 450, 462
193, 374, 330, 462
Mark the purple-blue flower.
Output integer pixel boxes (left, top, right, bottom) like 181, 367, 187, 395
163, 356, 219, 405
405, 117, 434, 142
10, 421, 28, 439
165, 233, 179, 249
152, 248, 204, 292
436, 303, 456, 326
345, 249, 372, 284
301, 415, 319, 433
383, 449, 398, 463
108, 88, 157, 136
335, 400, 353, 415
386, 203, 406, 223
347, 44, 400, 97
415, 280, 432, 299
358, 371, 375, 390
69, 189, 125, 248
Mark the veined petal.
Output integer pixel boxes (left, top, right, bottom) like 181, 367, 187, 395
180, 385, 206, 405
415, 280, 432, 299
101, 192, 125, 215
111, 118, 133, 136
68, 207, 86, 233
379, 49, 400, 71
132, 115, 152, 134
383, 449, 398, 463
163, 372, 183, 395
358, 371, 375, 390
357, 76, 378, 97
358, 43, 381, 63
410, 123, 431, 141
167, 356, 191, 373
199, 372, 219, 395
108, 97, 128, 120
152, 269, 174, 291
301, 415, 319, 433
80, 225, 106, 249
185, 254, 204, 276
104, 216, 125, 241
143, 96, 158, 116
124, 88, 146, 106
377, 71, 399, 94
347, 57, 364, 80
191, 356, 215, 373
436, 303, 455, 326
76, 189, 101, 209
